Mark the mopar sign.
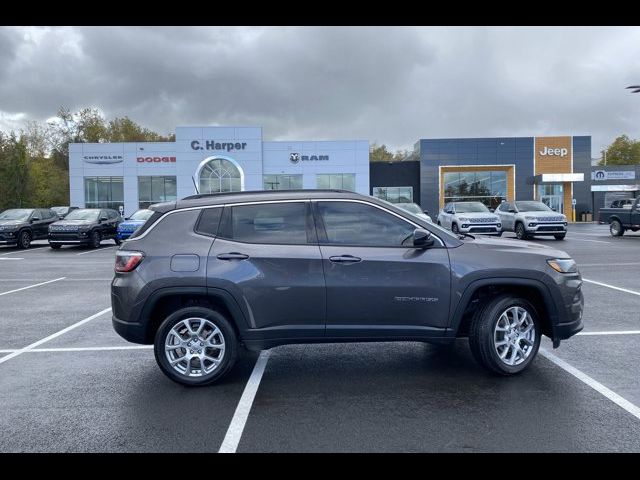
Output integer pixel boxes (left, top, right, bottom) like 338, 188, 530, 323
290, 152, 329, 164
83, 155, 123, 164
591, 170, 635, 181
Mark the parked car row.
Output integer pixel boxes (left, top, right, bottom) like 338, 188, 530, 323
0, 207, 153, 249
433, 200, 568, 240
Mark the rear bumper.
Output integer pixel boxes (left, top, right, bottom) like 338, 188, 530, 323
112, 314, 148, 344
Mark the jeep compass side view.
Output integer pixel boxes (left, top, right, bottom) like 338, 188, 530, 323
111, 190, 584, 386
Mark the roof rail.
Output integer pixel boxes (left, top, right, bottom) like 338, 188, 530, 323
181, 189, 353, 200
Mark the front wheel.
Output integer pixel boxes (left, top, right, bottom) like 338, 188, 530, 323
451, 223, 460, 234
469, 295, 541, 375
610, 220, 624, 237
90, 231, 102, 248
515, 223, 528, 240
17, 230, 32, 249
554, 233, 566, 240
154, 307, 238, 386
495, 231, 503, 237
49, 244, 61, 250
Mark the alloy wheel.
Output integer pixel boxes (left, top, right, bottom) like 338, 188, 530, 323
164, 317, 226, 377
493, 306, 536, 366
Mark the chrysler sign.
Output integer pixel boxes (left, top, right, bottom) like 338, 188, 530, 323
83, 155, 123, 164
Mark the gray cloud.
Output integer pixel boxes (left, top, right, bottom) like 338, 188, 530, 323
0, 26, 639, 154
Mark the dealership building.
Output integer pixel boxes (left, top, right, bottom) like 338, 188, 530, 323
69, 126, 370, 216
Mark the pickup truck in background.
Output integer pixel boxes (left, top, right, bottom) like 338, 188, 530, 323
599, 197, 640, 236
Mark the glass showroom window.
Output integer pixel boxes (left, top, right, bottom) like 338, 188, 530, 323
372, 186, 413, 203
198, 158, 242, 194
263, 174, 303, 190
316, 173, 356, 191
84, 177, 124, 210
443, 171, 507, 209
138, 176, 177, 209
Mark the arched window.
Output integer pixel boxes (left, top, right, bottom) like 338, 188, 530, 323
197, 157, 244, 194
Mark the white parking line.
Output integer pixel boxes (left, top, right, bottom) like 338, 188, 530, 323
0, 258, 23, 261
75, 246, 117, 256
582, 278, 640, 297
540, 349, 640, 421
565, 237, 612, 244
579, 263, 640, 267
0, 246, 47, 256
219, 350, 271, 453
578, 331, 640, 336
0, 277, 65, 297
0, 345, 151, 353
0, 307, 111, 365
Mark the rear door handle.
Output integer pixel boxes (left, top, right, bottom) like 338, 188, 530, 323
216, 252, 249, 260
329, 255, 362, 264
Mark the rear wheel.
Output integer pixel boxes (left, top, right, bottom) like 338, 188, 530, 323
49, 244, 61, 250
154, 307, 238, 386
17, 230, 31, 249
469, 295, 541, 375
610, 220, 624, 237
554, 233, 566, 240
515, 222, 528, 240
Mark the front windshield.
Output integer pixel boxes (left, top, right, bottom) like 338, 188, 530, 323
51, 207, 67, 215
0, 209, 32, 221
397, 203, 423, 214
454, 202, 490, 213
64, 209, 100, 221
129, 209, 154, 221
515, 201, 552, 212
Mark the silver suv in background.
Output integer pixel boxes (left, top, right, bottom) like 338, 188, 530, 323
437, 201, 502, 236
497, 201, 567, 240
394, 202, 434, 223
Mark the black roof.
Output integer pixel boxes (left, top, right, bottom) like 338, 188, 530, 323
150, 189, 367, 213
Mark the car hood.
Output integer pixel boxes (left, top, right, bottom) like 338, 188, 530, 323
118, 220, 145, 229
462, 235, 570, 258
518, 212, 566, 221
0, 220, 26, 227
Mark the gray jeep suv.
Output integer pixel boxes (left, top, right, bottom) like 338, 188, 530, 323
111, 190, 584, 386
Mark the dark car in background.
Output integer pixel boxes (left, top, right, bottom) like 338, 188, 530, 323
48, 208, 122, 249
50, 206, 79, 219
600, 197, 640, 236
0, 208, 59, 248
116, 209, 154, 241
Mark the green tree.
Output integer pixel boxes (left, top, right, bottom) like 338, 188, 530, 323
0, 133, 30, 210
369, 143, 395, 162
599, 134, 640, 165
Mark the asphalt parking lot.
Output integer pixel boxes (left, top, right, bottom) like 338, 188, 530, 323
1, 224, 639, 452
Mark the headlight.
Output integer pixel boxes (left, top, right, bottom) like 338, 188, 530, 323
458, 217, 469, 222
78, 226, 90, 232
547, 258, 578, 273
525, 216, 535, 221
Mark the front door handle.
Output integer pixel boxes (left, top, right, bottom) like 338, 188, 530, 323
329, 255, 362, 264
216, 252, 249, 260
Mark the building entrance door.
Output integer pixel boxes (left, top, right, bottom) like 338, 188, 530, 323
538, 184, 564, 213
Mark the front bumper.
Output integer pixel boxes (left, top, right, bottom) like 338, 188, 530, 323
0, 232, 18, 244
48, 232, 91, 245
525, 222, 567, 235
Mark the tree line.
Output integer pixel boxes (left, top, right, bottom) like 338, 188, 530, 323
0, 108, 175, 211
598, 135, 640, 166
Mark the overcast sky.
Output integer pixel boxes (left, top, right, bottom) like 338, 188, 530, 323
1, 26, 639, 155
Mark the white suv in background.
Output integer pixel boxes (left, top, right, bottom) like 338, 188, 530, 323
437, 201, 502, 236
496, 200, 567, 240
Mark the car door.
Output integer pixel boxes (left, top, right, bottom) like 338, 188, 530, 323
314, 200, 451, 338
498, 202, 516, 231
29, 210, 47, 239
206, 201, 326, 339
440, 203, 452, 227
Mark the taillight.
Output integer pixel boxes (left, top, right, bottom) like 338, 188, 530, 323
115, 251, 144, 273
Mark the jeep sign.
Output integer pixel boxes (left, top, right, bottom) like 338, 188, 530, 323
539, 147, 568, 157
191, 140, 247, 152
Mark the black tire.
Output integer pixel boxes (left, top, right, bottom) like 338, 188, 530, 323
554, 233, 566, 240
610, 220, 624, 237
114, 237, 122, 246
451, 223, 460, 234
495, 231, 503, 237
49, 244, 61, 250
515, 222, 528, 240
154, 307, 238, 386
17, 230, 31, 249
90, 230, 101, 248
469, 294, 541, 375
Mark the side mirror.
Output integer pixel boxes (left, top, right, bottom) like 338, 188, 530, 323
508, 209, 516, 213
30, 217, 40, 223
489, 208, 495, 213
100, 216, 108, 222
423, 210, 429, 216
413, 228, 434, 248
